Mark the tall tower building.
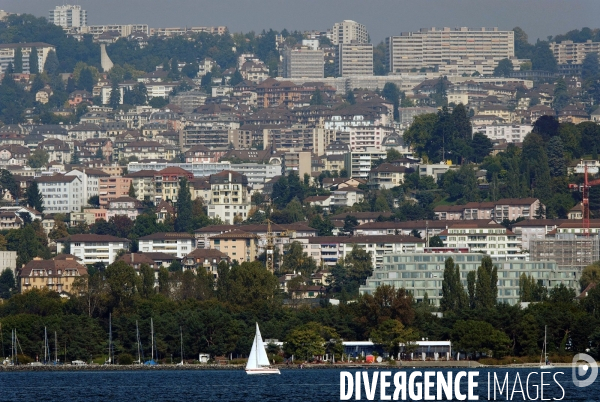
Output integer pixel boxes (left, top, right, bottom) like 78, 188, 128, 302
49, 5, 87, 29
330, 20, 369, 45
282, 47, 324, 79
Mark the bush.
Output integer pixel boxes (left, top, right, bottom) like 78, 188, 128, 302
118, 353, 134, 365
228, 358, 247, 365
16, 354, 33, 364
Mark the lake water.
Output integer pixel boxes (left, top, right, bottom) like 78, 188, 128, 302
0, 368, 597, 401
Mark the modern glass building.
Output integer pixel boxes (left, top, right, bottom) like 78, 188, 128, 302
360, 253, 579, 305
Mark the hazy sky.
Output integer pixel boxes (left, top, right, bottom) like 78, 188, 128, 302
4, 0, 600, 43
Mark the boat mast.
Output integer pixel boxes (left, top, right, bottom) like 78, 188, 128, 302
108, 313, 112, 364
44, 327, 47, 364
180, 326, 183, 364
151, 318, 154, 362
136, 320, 141, 363
55, 331, 57, 364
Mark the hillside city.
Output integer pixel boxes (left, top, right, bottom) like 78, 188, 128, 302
1, 5, 600, 365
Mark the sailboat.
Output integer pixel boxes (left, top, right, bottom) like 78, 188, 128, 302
144, 318, 157, 365
134, 320, 143, 365
245, 323, 280, 375
105, 313, 113, 365
540, 325, 553, 369
176, 326, 184, 366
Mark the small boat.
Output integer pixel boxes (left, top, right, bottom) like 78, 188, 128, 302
540, 325, 553, 369
245, 323, 280, 375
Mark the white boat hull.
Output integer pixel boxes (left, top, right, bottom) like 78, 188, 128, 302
245, 368, 281, 375
540, 365, 553, 369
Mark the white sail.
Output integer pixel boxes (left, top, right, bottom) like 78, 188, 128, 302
246, 323, 270, 370
255, 323, 270, 367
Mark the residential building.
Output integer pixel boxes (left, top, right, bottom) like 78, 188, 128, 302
106, 196, 144, 220
434, 198, 542, 222
386, 27, 514, 75
418, 163, 455, 181
182, 248, 230, 278
123, 169, 156, 202
368, 163, 409, 189
20, 256, 87, 295
49, 5, 87, 29
99, 176, 132, 206
473, 124, 533, 143
338, 43, 373, 76
438, 221, 521, 257
283, 151, 312, 178
331, 186, 364, 207
154, 167, 194, 204
0, 212, 22, 229
0, 250, 16, 276
209, 229, 259, 263
344, 149, 387, 179
138, 232, 196, 258
550, 40, 600, 66
0, 43, 56, 74
121, 141, 166, 161
37, 174, 84, 213
330, 20, 369, 45
208, 171, 250, 224
298, 235, 425, 269
282, 47, 324, 79
56, 234, 130, 264
360, 253, 578, 305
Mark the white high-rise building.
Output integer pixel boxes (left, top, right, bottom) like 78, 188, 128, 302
337, 43, 373, 76
49, 5, 87, 29
330, 20, 369, 45
386, 27, 514, 76
282, 47, 324, 79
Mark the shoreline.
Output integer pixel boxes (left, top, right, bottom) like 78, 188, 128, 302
0, 361, 583, 372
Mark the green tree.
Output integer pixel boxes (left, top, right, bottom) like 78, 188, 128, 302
0, 169, 18, 200
403, 113, 438, 159
0, 268, 16, 299
284, 327, 325, 361
467, 270, 476, 309
174, 177, 193, 232
521, 132, 552, 202
470, 132, 492, 163
531, 41, 557, 72
43, 50, 59, 75
475, 256, 498, 309
29, 47, 39, 74
440, 257, 467, 312
78, 67, 95, 92
546, 136, 566, 178
493, 58, 513, 77
382, 82, 400, 121
309, 89, 323, 105
581, 262, 600, 291
582, 52, 600, 81
429, 235, 443, 247
105, 260, 139, 310
13, 47, 23, 73
452, 320, 511, 358
370, 319, 418, 358
345, 90, 356, 105
48, 216, 69, 240
138, 263, 156, 298
109, 81, 121, 110
25, 181, 44, 212
280, 241, 317, 277
27, 149, 49, 168
128, 182, 136, 198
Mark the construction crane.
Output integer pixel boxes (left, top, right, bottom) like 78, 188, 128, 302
569, 163, 600, 237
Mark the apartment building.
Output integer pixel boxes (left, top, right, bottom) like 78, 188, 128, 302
348, 125, 393, 151
154, 167, 194, 204
360, 253, 578, 306
439, 221, 521, 257
56, 234, 130, 264
37, 174, 84, 213
367, 163, 410, 189
20, 256, 87, 295
282, 47, 324, 79
386, 27, 514, 75
330, 20, 369, 45
209, 230, 259, 263
181, 114, 239, 148
473, 124, 533, 143
183, 248, 230, 278
106, 196, 144, 220
99, 176, 132, 206
263, 125, 335, 156
49, 5, 87, 29
435, 198, 542, 221
331, 187, 364, 207
338, 43, 373, 76
550, 40, 600, 66
283, 151, 312, 178
76, 24, 149, 38
208, 171, 250, 224
123, 169, 156, 202
0, 43, 56, 74
298, 235, 425, 270
344, 149, 387, 179
138, 232, 196, 258
121, 141, 166, 161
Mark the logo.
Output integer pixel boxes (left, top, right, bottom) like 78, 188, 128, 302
572, 353, 598, 388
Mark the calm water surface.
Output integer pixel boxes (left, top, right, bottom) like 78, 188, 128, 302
0, 368, 597, 401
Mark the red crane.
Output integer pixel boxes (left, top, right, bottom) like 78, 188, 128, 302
569, 164, 600, 237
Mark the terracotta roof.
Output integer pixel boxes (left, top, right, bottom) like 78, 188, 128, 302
21, 258, 87, 278
331, 212, 394, 220
185, 248, 229, 259
36, 174, 78, 183
304, 195, 331, 203
124, 169, 158, 178
306, 235, 425, 244
57, 234, 130, 242
210, 229, 259, 239
118, 253, 155, 266
139, 232, 195, 240
52, 254, 82, 261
